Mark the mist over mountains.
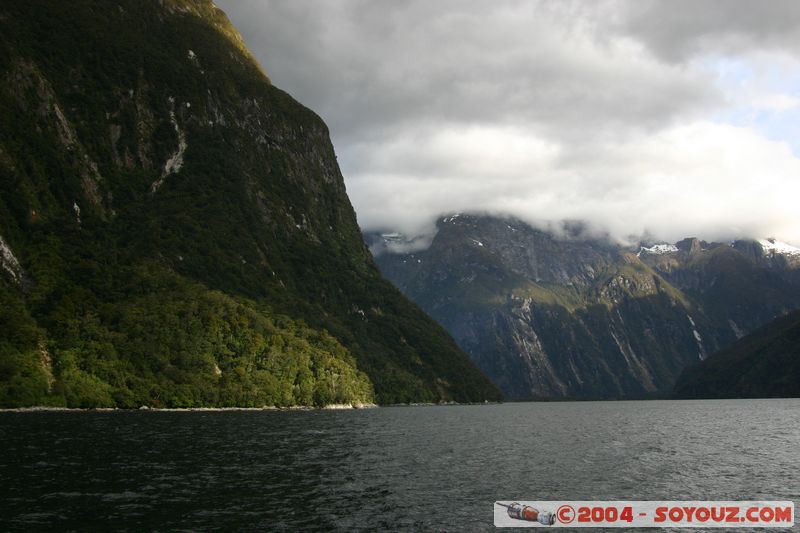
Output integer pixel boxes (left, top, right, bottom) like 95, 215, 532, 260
2, 0, 797, 407
370, 214, 800, 399
221, 0, 800, 247
224, 1, 800, 402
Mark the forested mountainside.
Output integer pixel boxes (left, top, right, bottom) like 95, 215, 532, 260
0, 0, 500, 407
673, 309, 800, 399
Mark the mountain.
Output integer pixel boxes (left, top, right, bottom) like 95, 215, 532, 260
0, 0, 500, 407
370, 214, 800, 399
673, 309, 800, 398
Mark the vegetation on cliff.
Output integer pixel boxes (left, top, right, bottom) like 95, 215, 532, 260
0, 0, 500, 407
673, 310, 800, 399
372, 215, 800, 399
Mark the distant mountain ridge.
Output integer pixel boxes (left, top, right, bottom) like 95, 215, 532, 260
0, 0, 500, 407
370, 214, 800, 399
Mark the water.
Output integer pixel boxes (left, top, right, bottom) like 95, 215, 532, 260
1, 400, 798, 531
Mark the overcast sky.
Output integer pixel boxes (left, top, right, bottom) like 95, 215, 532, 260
217, 0, 800, 245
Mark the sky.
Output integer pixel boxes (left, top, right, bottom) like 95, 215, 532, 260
217, 0, 800, 246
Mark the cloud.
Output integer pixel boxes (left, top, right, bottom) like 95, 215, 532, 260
348, 121, 800, 244
218, 1, 716, 142
621, 0, 800, 61
217, 0, 800, 246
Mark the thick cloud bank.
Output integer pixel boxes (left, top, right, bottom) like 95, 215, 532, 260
218, 0, 800, 245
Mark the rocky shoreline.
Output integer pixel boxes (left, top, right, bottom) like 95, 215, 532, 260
0, 403, 379, 412
0, 401, 506, 412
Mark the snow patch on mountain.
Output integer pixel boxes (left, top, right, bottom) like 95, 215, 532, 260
637, 243, 679, 256
758, 238, 800, 256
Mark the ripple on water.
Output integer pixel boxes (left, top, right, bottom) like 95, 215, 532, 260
1, 400, 798, 531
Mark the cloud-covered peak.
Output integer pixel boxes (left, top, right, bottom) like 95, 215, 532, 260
218, 0, 800, 246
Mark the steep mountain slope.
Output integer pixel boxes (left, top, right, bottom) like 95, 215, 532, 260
638, 237, 800, 348
371, 214, 800, 399
0, 0, 500, 407
673, 310, 800, 399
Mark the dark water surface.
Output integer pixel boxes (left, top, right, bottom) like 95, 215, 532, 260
1, 400, 798, 531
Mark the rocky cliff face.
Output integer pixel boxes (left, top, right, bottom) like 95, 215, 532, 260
674, 309, 800, 399
0, 0, 500, 407
372, 214, 800, 399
